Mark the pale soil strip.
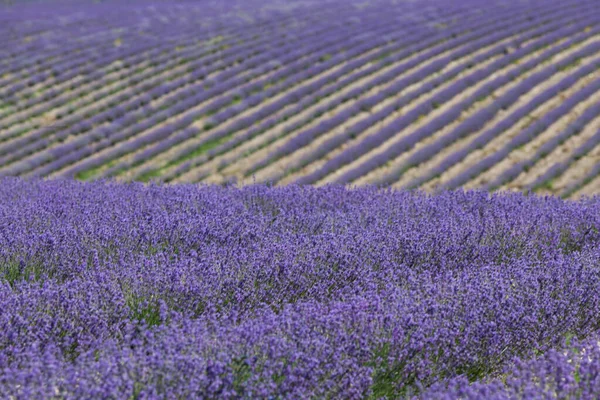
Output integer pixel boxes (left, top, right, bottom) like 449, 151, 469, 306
396, 37, 589, 190
201, 40, 480, 184
460, 59, 600, 189
140, 39, 445, 182
315, 35, 565, 187
554, 144, 600, 198
0, 36, 225, 135
45, 65, 270, 179
539, 126, 600, 195
117, 46, 383, 182
420, 36, 600, 191
0, 36, 216, 135
501, 108, 600, 191
356, 37, 568, 187
49, 44, 338, 179
118, 47, 385, 181
274, 36, 524, 186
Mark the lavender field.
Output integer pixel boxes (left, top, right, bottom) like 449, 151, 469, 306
1, 178, 600, 398
0, 0, 599, 196
3, 0, 600, 398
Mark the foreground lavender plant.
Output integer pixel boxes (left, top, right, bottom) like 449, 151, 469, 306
1, 178, 600, 398
422, 336, 600, 399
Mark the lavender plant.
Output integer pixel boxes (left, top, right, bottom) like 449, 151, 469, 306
1, 178, 600, 398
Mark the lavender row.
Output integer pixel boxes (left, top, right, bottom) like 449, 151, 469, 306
0, 1, 329, 120
485, 102, 600, 191
0, 24, 238, 128
0, 39, 186, 131
88, 2, 461, 181
1, 0, 572, 184
291, 8, 585, 185
0, 1, 333, 130
0, 10, 344, 174
0, 26, 294, 164
0, 31, 215, 129
0, 9, 312, 146
0, 0, 295, 87
0, 8, 192, 101
403, 41, 600, 189
128, 9, 463, 181
0, 23, 160, 99
440, 70, 600, 191
0, 16, 131, 90
102, 26, 429, 180
328, 24, 600, 186
39, 22, 395, 179
145, 8, 484, 182
45, 6, 425, 180
0, 27, 278, 147
243, 1, 564, 178
378, 30, 600, 187
273, 9, 594, 186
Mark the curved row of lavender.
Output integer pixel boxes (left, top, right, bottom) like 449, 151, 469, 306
1, 0, 600, 197
1, 178, 600, 398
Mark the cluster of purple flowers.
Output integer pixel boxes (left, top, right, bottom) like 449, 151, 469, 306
422, 336, 600, 399
1, 178, 600, 398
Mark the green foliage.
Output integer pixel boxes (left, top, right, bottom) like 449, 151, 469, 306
126, 294, 163, 327
232, 356, 253, 394
137, 168, 163, 182
1, 258, 46, 288
76, 165, 105, 181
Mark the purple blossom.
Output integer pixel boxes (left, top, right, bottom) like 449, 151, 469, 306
0, 179, 600, 397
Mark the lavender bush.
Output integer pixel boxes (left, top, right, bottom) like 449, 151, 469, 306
421, 336, 600, 399
1, 178, 600, 398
